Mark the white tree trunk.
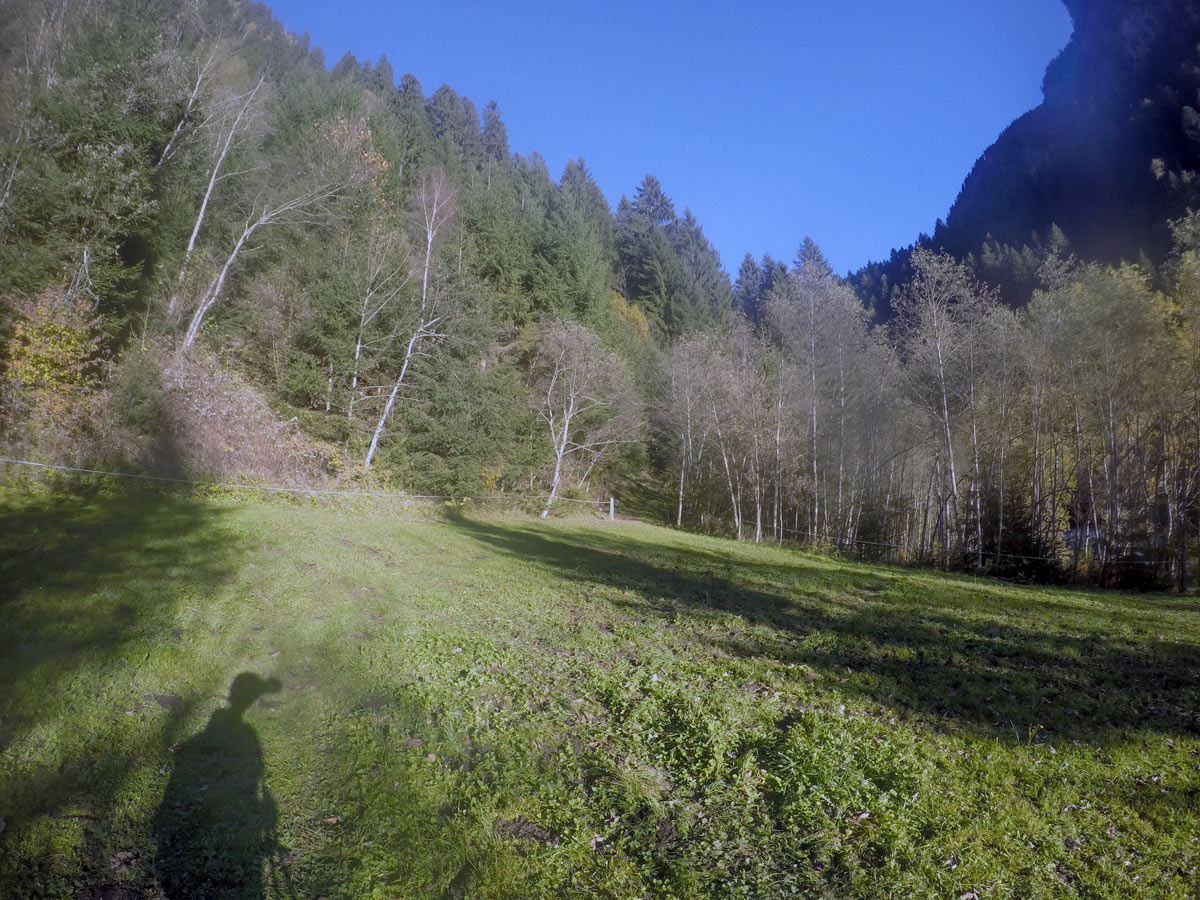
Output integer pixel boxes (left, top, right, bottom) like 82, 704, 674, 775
364, 326, 426, 470
179, 75, 264, 283
182, 222, 254, 347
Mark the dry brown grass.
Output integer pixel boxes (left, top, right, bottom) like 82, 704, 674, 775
150, 346, 332, 484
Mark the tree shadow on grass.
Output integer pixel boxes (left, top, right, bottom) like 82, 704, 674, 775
446, 515, 1200, 746
0, 483, 246, 895
0, 484, 240, 714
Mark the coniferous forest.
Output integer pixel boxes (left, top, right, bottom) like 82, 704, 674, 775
2, 0, 1199, 590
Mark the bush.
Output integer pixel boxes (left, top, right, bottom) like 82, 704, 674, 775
106, 345, 174, 473
0, 286, 107, 463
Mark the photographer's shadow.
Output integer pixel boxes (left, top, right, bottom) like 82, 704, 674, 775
154, 673, 287, 900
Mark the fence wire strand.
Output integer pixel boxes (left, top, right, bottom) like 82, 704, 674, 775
0, 456, 1170, 569
0, 457, 608, 508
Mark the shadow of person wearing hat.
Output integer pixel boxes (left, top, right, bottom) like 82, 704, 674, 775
154, 673, 285, 900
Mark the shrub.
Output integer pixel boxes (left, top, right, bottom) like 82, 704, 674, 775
1, 286, 106, 463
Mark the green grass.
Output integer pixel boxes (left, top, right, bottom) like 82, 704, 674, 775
0, 485, 1197, 899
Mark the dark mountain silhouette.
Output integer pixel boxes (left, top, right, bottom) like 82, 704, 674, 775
852, 0, 1200, 318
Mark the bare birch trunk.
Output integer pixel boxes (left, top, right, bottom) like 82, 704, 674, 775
180, 75, 264, 283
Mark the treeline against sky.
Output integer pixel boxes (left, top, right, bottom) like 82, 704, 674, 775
0, 0, 1197, 586
0, 0, 726, 493
673, 241, 1200, 590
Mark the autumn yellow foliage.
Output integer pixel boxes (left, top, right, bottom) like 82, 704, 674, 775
1, 286, 105, 460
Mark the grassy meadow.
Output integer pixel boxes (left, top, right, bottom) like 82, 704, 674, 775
0, 484, 1197, 899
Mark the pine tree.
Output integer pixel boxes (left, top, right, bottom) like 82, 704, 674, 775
735, 253, 765, 321
481, 100, 510, 162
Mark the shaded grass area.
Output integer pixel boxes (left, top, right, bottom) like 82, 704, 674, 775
0, 487, 1197, 899
450, 515, 1200, 744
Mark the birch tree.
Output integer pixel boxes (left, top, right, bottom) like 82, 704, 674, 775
364, 168, 456, 470
178, 71, 267, 284
1168, 216, 1200, 590
664, 337, 713, 527
344, 217, 411, 419
153, 44, 222, 171
894, 248, 990, 557
181, 171, 346, 348
531, 321, 642, 516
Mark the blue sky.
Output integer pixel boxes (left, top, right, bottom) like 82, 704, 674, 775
267, 0, 1073, 275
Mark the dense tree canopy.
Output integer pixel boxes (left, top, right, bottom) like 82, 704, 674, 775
0, 0, 1196, 588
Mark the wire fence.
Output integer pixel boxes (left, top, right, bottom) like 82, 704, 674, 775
0, 457, 614, 514
1, 456, 1185, 584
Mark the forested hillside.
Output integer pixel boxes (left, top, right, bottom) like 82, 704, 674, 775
1, 0, 1197, 588
0, 0, 730, 491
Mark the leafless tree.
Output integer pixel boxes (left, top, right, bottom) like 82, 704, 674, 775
364, 168, 456, 470
181, 170, 346, 348
345, 217, 411, 420
178, 72, 268, 284
894, 248, 991, 555
664, 337, 713, 527
155, 44, 222, 171
531, 321, 642, 517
